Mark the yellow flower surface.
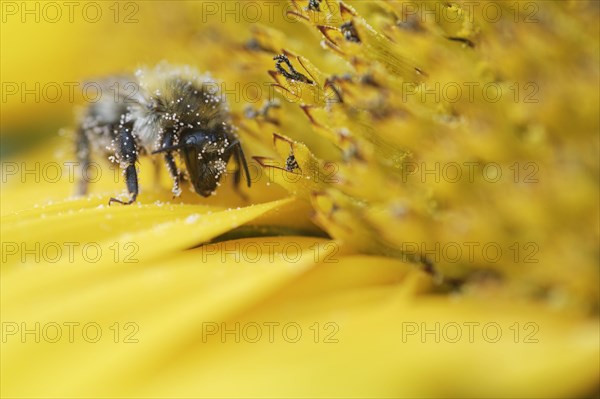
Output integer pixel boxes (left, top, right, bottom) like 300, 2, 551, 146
1, 1, 598, 398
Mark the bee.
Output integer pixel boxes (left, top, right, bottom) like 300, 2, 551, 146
75, 63, 251, 205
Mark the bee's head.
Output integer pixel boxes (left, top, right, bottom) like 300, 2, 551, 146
154, 130, 232, 197
181, 130, 233, 197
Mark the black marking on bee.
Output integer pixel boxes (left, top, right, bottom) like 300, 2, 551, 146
273, 54, 314, 84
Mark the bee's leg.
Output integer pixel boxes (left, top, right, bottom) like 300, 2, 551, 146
160, 133, 182, 197
152, 158, 161, 191
75, 127, 90, 196
230, 140, 251, 200
109, 124, 139, 205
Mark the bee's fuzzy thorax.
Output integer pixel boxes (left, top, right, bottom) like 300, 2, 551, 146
130, 63, 231, 150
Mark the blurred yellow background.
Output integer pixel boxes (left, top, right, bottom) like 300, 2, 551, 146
1, 1, 599, 397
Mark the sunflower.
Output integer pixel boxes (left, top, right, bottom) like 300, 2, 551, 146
1, 1, 598, 398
